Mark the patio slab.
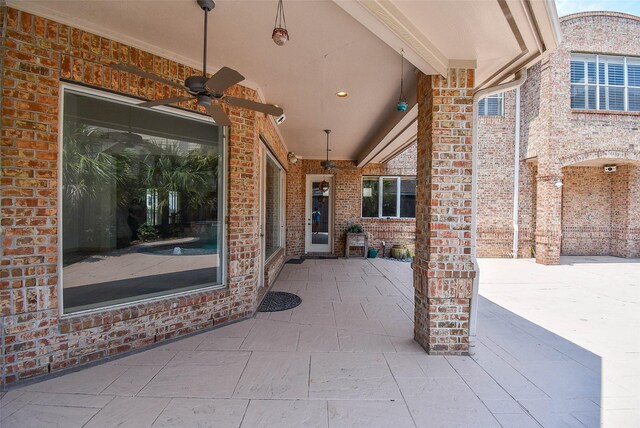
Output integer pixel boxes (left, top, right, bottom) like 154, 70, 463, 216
2, 256, 639, 427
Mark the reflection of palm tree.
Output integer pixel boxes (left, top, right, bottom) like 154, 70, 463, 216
62, 122, 122, 204
141, 144, 218, 212
63, 120, 220, 248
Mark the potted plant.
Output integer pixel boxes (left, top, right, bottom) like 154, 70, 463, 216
346, 223, 363, 234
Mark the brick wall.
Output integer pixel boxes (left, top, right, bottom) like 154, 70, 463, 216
476, 12, 640, 263
284, 145, 416, 259
561, 167, 612, 255
0, 7, 287, 385
476, 91, 535, 257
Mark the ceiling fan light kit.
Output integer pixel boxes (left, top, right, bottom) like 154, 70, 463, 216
272, 0, 290, 46
135, 0, 283, 127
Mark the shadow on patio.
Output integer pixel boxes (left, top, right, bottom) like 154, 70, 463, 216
2, 258, 637, 426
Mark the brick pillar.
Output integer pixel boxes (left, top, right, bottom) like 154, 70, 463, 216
413, 69, 476, 355
535, 174, 562, 264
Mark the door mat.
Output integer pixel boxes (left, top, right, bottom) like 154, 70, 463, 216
258, 292, 302, 312
285, 258, 305, 264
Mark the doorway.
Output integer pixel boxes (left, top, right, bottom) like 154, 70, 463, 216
305, 174, 333, 253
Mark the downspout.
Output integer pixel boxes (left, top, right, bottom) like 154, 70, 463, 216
512, 87, 521, 259
469, 68, 527, 354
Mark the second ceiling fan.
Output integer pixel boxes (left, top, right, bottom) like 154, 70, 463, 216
134, 0, 283, 126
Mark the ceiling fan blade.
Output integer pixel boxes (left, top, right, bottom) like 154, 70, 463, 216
205, 67, 245, 93
113, 64, 186, 90
224, 97, 283, 116
207, 103, 232, 126
139, 96, 193, 108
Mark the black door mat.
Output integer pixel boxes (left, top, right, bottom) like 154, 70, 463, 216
258, 292, 302, 312
286, 258, 305, 264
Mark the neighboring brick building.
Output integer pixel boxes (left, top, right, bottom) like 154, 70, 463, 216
477, 12, 640, 264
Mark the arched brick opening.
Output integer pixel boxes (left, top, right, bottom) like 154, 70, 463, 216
559, 151, 640, 258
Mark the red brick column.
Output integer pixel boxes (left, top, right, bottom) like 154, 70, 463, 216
414, 70, 476, 355
535, 175, 562, 264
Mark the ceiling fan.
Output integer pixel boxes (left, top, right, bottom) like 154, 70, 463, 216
127, 0, 283, 126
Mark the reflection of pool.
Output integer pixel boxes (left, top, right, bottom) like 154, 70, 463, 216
142, 242, 218, 256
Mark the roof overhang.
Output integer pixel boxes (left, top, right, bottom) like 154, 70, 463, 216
345, 0, 561, 165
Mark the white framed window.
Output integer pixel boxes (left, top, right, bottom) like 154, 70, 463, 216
264, 150, 284, 260
478, 93, 504, 116
571, 54, 640, 112
61, 87, 225, 314
362, 176, 416, 218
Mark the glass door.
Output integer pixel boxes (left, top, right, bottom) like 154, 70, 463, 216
305, 175, 332, 253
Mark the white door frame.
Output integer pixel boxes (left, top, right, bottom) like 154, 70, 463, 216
305, 174, 333, 254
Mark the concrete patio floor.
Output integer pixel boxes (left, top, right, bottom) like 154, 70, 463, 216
1, 256, 639, 427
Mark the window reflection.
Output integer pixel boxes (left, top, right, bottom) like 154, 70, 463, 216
62, 91, 224, 313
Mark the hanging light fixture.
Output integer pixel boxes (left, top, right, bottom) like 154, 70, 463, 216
397, 49, 408, 112
272, 0, 289, 46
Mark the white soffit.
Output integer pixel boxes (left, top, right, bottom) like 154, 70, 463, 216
334, 0, 561, 90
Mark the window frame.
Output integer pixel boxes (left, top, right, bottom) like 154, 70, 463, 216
478, 93, 504, 116
263, 146, 285, 264
58, 83, 228, 317
571, 53, 640, 112
361, 176, 416, 219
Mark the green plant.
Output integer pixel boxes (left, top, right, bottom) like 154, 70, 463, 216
137, 223, 159, 242
347, 224, 363, 233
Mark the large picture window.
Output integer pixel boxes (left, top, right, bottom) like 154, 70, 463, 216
61, 89, 224, 313
571, 54, 640, 112
264, 151, 283, 260
362, 177, 416, 218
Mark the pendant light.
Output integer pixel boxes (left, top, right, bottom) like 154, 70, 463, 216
397, 49, 408, 112
272, 0, 289, 46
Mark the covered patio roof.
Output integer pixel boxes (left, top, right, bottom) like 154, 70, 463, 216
8, 0, 560, 164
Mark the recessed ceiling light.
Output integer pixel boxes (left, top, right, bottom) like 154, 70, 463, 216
335, 91, 348, 98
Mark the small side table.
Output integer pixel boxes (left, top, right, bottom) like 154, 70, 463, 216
345, 233, 368, 259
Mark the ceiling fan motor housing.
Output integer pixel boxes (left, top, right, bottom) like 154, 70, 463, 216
185, 75, 209, 94
197, 0, 215, 12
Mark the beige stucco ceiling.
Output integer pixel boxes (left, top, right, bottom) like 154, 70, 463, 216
7, 0, 560, 162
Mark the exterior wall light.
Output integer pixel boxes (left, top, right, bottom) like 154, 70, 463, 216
555, 178, 563, 188
287, 152, 298, 164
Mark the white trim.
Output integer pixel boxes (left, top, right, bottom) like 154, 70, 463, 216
58, 82, 227, 317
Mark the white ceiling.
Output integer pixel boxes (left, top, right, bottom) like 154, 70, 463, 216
9, 0, 560, 161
